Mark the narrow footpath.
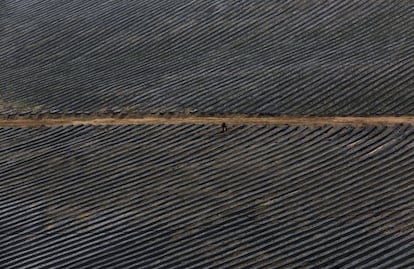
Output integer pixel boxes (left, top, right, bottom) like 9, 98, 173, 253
1, 114, 414, 127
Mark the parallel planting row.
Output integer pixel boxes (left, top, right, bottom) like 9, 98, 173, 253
1, 0, 414, 115
1, 124, 414, 268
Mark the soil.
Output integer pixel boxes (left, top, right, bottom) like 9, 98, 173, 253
1, 115, 414, 127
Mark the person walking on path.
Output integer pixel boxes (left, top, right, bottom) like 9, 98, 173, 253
221, 122, 228, 133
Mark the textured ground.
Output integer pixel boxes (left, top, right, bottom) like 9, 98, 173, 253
1, 124, 414, 268
1, 0, 414, 115
2, 0, 414, 268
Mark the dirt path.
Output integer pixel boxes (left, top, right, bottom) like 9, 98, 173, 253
1, 115, 414, 127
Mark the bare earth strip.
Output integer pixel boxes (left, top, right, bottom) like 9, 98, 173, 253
1, 115, 414, 127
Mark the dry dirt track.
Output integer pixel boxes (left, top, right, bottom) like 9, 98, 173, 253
1, 115, 414, 127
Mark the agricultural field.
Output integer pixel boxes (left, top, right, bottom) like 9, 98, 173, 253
1, 124, 414, 268
2, 0, 414, 268
1, 0, 414, 115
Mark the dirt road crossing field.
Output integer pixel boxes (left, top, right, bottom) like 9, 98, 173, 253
1, 115, 414, 127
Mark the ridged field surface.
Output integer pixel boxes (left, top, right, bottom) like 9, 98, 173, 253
1, 0, 414, 115
1, 124, 414, 268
